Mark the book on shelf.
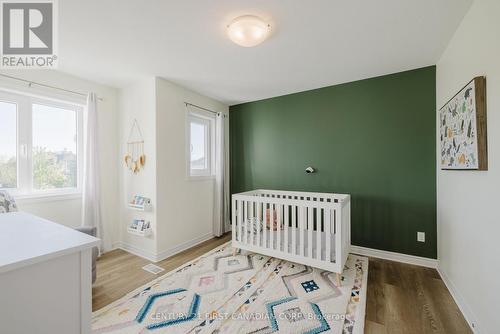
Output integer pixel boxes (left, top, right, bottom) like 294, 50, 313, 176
129, 219, 150, 232
128, 195, 152, 210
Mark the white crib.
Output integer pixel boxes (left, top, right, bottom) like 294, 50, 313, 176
232, 189, 351, 282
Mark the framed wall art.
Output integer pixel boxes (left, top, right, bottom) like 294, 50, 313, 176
439, 76, 487, 170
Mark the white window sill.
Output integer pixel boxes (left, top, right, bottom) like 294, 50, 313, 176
14, 192, 82, 204
187, 175, 215, 181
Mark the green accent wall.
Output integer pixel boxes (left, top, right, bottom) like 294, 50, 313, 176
230, 66, 437, 259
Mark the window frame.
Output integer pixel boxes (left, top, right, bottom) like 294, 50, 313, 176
0, 89, 84, 198
0, 94, 19, 190
186, 109, 215, 179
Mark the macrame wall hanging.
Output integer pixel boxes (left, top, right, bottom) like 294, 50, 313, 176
124, 119, 146, 173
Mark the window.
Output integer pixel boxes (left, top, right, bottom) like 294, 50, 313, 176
32, 104, 78, 190
187, 110, 215, 177
0, 90, 83, 196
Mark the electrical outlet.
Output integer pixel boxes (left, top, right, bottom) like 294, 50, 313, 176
417, 232, 425, 242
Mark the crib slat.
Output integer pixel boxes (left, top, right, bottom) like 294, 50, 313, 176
292, 205, 297, 255
284, 204, 289, 255
243, 200, 248, 244
299, 206, 304, 256
316, 208, 321, 260
244, 200, 248, 245
250, 201, 254, 246
325, 208, 331, 262
255, 201, 259, 246
263, 203, 268, 249
232, 197, 236, 244
335, 208, 342, 267
308, 207, 313, 258
278, 204, 282, 252
247, 201, 251, 245
256, 200, 261, 247
238, 200, 243, 242
246, 200, 250, 245
269, 203, 274, 250
250, 201, 253, 245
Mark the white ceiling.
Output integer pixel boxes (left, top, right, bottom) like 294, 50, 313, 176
59, 0, 472, 105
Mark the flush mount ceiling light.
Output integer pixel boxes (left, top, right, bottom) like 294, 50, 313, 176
227, 15, 271, 47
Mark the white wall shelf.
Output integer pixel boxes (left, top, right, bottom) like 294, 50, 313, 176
127, 226, 152, 237
127, 195, 152, 212
127, 203, 153, 211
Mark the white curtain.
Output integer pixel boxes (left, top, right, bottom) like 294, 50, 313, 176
82, 93, 104, 251
213, 113, 229, 237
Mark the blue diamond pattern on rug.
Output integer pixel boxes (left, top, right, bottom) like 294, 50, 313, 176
265, 297, 330, 333
301, 280, 319, 293
135, 288, 200, 330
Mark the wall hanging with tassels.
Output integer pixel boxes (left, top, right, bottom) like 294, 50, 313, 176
124, 119, 146, 173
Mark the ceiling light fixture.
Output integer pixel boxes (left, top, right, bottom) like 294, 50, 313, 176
227, 15, 271, 47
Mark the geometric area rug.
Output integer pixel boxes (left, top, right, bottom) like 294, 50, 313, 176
92, 242, 368, 334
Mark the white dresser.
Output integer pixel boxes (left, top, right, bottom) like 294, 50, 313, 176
0, 212, 100, 334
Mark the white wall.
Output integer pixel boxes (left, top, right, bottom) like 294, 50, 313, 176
18, 196, 82, 228
117, 78, 158, 257
116, 77, 228, 260
155, 77, 229, 258
0, 69, 120, 251
436, 0, 500, 332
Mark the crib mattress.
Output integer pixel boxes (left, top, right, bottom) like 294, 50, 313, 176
242, 227, 336, 262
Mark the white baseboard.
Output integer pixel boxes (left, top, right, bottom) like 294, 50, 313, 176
437, 267, 480, 333
154, 232, 214, 262
350, 245, 438, 268
112, 232, 215, 263
112, 241, 157, 262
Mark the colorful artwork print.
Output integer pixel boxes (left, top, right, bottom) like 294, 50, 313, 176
440, 80, 479, 169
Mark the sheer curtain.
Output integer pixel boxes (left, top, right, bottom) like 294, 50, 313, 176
82, 93, 105, 251
213, 113, 229, 237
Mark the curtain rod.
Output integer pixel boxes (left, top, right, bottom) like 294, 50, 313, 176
0, 73, 104, 101
185, 102, 227, 117
184, 101, 224, 116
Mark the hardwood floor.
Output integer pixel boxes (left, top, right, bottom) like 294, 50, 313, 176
93, 236, 471, 333
92, 234, 231, 311
365, 257, 471, 334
